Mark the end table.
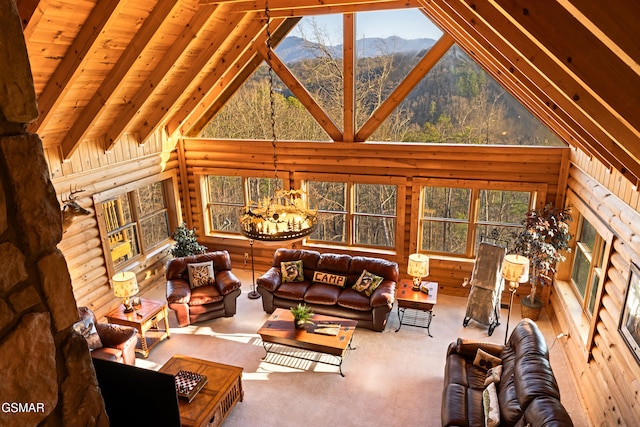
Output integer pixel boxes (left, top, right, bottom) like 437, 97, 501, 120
106, 298, 170, 357
395, 279, 438, 337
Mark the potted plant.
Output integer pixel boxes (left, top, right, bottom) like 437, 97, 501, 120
170, 222, 207, 257
514, 204, 572, 320
290, 303, 314, 329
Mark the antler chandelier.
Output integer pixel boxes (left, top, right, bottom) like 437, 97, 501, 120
239, 0, 317, 242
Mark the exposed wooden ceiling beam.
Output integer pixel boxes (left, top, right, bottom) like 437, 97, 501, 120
258, 43, 343, 141
356, 32, 454, 141
492, 0, 640, 158
229, 0, 420, 16
27, 0, 125, 135
135, 7, 249, 146
343, 13, 356, 141
16, 0, 46, 39
101, 3, 221, 152
59, 0, 183, 159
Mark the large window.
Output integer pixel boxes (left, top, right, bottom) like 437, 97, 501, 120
415, 179, 537, 257
306, 177, 401, 249
95, 173, 178, 273
201, 170, 285, 236
571, 216, 606, 317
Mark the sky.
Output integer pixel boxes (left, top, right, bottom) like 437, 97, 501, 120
293, 9, 443, 45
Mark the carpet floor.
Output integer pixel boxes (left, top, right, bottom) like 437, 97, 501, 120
137, 267, 588, 427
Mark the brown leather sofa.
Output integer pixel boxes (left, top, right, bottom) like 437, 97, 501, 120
77, 306, 138, 365
166, 251, 242, 327
442, 318, 573, 427
256, 248, 398, 332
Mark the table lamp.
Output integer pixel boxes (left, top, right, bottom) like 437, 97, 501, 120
112, 271, 139, 313
407, 253, 430, 291
502, 254, 529, 343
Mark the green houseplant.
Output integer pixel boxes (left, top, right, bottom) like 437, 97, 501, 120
514, 204, 572, 319
170, 222, 207, 257
290, 303, 314, 329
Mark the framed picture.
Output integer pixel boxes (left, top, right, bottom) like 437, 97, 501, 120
619, 262, 640, 365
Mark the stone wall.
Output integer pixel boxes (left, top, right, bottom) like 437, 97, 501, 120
0, 2, 107, 426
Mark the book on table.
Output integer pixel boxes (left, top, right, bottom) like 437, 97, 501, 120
314, 323, 341, 336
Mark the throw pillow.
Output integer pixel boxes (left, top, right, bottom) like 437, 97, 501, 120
281, 260, 304, 283
353, 270, 384, 296
73, 317, 103, 350
312, 271, 347, 287
187, 261, 214, 289
483, 382, 500, 427
484, 365, 503, 386
473, 348, 502, 371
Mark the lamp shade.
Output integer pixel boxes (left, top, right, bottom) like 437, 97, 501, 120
502, 254, 530, 283
112, 271, 139, 298
407, 253, 430, 278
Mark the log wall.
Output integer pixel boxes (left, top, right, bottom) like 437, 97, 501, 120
45, 131, 179, 320
547, 149, 640, 426
182, 138, 568, 301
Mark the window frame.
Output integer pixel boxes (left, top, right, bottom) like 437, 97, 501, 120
570, 216, 606, 318
195, 168, 290, 239
94, 170, 180, 278
297, 172, 406, 253
410, 178, 546, 258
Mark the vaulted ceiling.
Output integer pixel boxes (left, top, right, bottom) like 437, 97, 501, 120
15, 0, 640, 183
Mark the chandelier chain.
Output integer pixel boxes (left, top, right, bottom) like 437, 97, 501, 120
264, 0, 278, 184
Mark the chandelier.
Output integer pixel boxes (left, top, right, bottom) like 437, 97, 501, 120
239, 0, 317, 242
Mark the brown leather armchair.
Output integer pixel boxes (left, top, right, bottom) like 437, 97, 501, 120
166, 250, 242, 327
77, 306, 137, 365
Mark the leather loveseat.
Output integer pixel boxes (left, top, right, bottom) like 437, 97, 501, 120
442, 318, 573, 427
256, 248, 398, 332
166, 250, 242, 327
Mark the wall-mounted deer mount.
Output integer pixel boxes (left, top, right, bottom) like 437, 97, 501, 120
61, 186, 91, 233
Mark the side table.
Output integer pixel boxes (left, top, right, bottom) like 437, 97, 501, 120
159, 354, 243, 427
106, 297, 170, 357
395, 279, 438, 337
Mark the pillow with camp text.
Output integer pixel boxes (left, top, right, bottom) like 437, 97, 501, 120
312, 271, 347, 287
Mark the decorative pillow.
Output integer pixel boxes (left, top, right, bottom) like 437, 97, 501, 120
483, 382, 500, 427
281, 260, 304, 283
484, 365, 503, 386
73, 317, 103, 350
353, 270, 384, 296
187, 261, 214, 289
312, 271, 347, 287
473, 348, 502, 371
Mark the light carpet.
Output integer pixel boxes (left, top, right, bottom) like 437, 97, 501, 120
138, 268, 588, 427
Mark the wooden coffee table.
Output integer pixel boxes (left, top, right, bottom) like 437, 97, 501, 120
106, 297, 170, 357
159, 354, 243, 427
258, 308, 357, 376
395, 279, 438, 337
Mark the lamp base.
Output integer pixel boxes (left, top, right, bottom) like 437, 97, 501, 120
248, 290, 261, 299
412, 277, 421, 291
122, 297, 134, 313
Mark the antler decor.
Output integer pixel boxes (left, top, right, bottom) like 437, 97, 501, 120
61, 185, 91, 233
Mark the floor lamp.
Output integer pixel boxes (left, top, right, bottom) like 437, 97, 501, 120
247, 239, 260, 299
502, 254, 529, 345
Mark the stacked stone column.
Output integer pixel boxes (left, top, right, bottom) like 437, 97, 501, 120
0, 2, 108, 426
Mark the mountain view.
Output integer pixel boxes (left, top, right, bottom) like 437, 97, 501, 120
275, 35, 437, 63
203, 35, 563, 147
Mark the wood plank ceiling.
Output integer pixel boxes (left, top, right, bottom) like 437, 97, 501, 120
15, 0, 640, 184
